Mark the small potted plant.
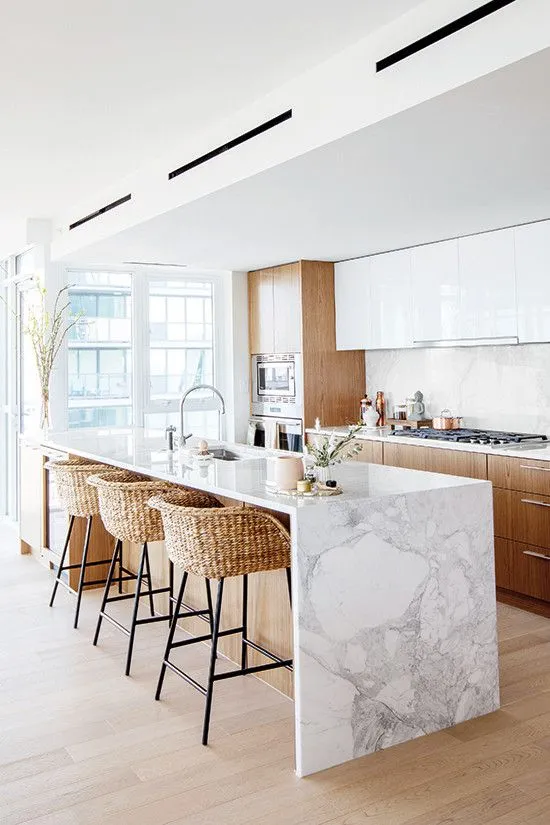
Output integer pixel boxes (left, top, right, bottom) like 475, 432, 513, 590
306, 425, 363, 485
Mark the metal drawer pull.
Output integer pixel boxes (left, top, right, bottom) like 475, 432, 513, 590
522, 550, 550, 561
521, 498, 550, 508
520, 464, 550, 473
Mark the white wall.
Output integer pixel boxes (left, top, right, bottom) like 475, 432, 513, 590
223, 271, 249, 444
365, 344, 550, 435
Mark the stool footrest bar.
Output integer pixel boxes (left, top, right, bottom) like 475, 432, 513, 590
214, 659, 293, 681
164, 660, 207, 695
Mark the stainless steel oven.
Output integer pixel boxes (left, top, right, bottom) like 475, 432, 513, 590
251, 353, 302, 418
247, 416, 303, 453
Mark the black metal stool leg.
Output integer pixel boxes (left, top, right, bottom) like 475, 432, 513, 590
93, 539, 121, 646
49, 515, 75, 607
118, 545, 123, 594
241, 574, 248, 671
125, 544, 147, 676
286, 567, 292, 608
155, 572, 188, 701
169, 560, 174, 621
205, 578, 216, 657
73, 515, 93, 629
142, 542, 155, 617
202, 578, 224, 746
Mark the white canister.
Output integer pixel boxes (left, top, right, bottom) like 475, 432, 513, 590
267, 455, 304, 490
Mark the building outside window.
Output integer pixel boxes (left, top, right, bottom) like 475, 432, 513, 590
68, 271, 132, 428
67, 271, 218, 435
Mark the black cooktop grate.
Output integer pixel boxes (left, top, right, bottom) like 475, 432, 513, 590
390, 428, 548, 445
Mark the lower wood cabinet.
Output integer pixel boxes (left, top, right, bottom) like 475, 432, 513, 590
494, 537, 550, 602
349, 438, 383, 465
493, 488, 550, 548
382, 443, 487, 480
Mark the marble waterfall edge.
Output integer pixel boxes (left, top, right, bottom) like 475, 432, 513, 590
293, 482, 499, 777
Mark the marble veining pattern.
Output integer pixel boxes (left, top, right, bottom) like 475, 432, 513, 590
365, 342, 550, 435
294, 482, 499, 776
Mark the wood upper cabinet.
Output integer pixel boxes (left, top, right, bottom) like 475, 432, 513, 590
515, 219, 550, 343
273, 263, 301, 353
249, 264, 301, 353
457, 228, 517, 340
249, 269, 275, 354
383, 443, 487, 479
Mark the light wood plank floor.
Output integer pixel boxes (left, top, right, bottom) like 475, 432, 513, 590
2, 525, 550, 824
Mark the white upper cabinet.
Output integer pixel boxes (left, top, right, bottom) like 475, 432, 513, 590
411, 239, 460, 343
515, 220, 550, 343
457, 228, 517, 341
369, 249, 412, 350
334, 258, 370, 350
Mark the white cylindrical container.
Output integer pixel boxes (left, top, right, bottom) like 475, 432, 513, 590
267, 455, 304, 490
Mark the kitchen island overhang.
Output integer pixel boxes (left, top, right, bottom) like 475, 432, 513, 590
39, 428, 500, 777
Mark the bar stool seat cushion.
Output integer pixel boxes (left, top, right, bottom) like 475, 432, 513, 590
88, 471, 221, 544
148, 498, 290, 579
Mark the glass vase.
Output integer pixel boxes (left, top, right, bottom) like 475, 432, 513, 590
40, 394, 51, 434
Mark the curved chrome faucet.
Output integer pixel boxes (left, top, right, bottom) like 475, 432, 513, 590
179, 384, 226, 445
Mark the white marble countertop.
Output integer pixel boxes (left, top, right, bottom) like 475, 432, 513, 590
33, 427, 486, 515
306, 425, 550, 461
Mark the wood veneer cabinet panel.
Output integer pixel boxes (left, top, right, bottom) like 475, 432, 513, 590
248, 268, 274, 354
493, 487, 550, 547
488, 455, 550, 495
495, 536, 550, 601
273, 263, 302, 353
305, 435, 383, 465
300, 260, 365, 429
349, 438, 384, 464
383, 443, 487, 479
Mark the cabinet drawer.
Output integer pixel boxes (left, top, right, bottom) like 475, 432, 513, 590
488, 455, 550, 495
495, 537, 550, 602
383, 443, 487, 479
493, 488, 550, 546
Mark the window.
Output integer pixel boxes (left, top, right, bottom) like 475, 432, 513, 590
68, 271, 132, 429
67, 271, 218, 435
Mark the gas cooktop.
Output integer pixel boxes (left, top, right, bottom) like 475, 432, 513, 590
390, 428, 548, 445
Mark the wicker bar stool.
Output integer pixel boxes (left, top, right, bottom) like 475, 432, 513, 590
45, 458, 125, 629
148, 498, 293, 745
88, 471, 221, 676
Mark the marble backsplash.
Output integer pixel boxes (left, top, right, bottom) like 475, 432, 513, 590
365, 343, 550, 435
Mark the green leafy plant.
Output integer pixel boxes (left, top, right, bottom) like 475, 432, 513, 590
306, 425, 363, 468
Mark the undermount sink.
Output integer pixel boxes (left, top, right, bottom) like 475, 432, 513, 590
209, 448, 240, 461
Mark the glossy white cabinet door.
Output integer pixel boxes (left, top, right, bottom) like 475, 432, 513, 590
334, 258, 370, 350
369, 249, 412, 349
458, 228, 517, 341
411, 239, 460, 344
515, 220, 550, 343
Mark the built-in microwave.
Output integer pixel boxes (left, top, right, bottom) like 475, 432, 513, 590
251, 353, 303, 418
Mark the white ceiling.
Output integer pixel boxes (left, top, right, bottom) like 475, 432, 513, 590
68, 47, 550, 271
0, 0, 422, 256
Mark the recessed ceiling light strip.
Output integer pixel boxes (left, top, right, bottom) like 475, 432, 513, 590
69, 194, 132, 230
168, 109, 293, 181
376, 0, 517, 73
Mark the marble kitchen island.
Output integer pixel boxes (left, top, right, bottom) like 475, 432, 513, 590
40, 428, 499, 777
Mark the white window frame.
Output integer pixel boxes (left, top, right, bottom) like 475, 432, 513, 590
66, 266, 226, 431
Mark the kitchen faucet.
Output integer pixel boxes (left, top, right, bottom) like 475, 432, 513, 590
179, 384, 226, 446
